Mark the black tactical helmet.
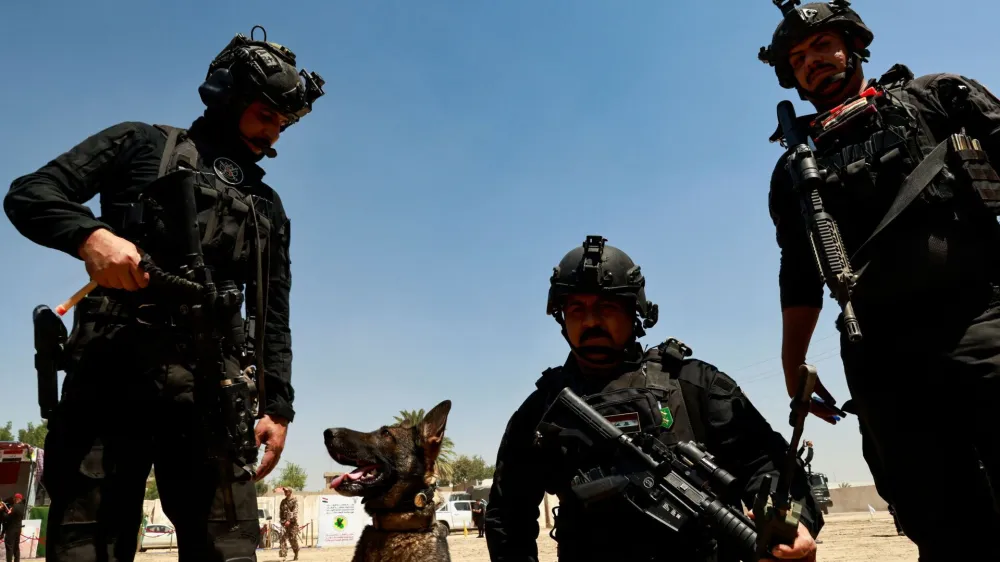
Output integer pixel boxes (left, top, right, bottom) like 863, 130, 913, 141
547, 235, 659, 338
199, 26, 325, 129
758, 0, 873, 90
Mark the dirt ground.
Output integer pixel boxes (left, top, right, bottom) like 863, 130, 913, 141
133, 512, 918, 561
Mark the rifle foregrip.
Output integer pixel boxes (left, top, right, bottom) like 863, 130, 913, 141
810, 211, 852, 277
702, 499, 758, 561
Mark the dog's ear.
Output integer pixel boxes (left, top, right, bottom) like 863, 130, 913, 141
419, 400, 452, 463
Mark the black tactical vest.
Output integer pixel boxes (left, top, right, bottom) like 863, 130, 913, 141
809, 65, 1000, 304
534, 341, 700, 505
534, 339, 732, 559
89, 125, 272, 360
534, 338, 702, 454
150, 125, 272, 288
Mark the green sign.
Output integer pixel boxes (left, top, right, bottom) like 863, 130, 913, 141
660, 406, 674, 429
334, 516, 347, 530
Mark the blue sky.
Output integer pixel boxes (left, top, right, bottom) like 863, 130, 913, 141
2, 0, 997, 491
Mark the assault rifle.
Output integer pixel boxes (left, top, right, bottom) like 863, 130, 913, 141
535, 388, 760, 560
777, 100, 862, 342
132, 169, 261, 529
30, 170, 260, 527
535, 365, 824, 559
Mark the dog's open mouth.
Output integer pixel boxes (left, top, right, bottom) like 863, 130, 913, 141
329, 454, 389, 493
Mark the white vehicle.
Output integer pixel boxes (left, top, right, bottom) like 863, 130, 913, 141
258, 508, 281, 545
139, 523, 176, 551
436, 499, 475, 533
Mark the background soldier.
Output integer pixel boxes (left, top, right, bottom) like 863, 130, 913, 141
4, 27, 323, 561
278, 487, 300, 560
760, 2, 1000, 559
486, 235, 822, 562
472, 499, 486, 538
796, 440, 814, 472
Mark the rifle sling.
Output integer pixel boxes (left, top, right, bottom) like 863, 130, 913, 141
849, 140, 949, 276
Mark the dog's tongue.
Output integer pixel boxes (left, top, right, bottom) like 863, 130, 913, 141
329, 465, 379, 489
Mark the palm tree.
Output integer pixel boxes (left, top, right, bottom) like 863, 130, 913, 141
393, 409, 425, 427
394, 409, 456, 483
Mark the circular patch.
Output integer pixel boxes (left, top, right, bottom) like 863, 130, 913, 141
334, 516, 347, 530
213, 157, 244, 186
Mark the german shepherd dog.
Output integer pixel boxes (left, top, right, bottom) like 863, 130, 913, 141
324, 400, 452, 562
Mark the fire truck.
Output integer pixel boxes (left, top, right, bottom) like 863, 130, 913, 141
0, 442, 46, 508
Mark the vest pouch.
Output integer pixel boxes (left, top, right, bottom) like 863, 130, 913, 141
841, 157, 876, 193
949, 140, 1000, 215
582, 388, 664, 436
193, 183, 272, 282
130, 170, 204, 272
195, 183, 250, 265
215, 280, 247, 349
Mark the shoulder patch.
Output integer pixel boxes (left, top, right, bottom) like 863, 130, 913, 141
963, 75, 1000, 105
908, 71, 957, 89
712, 371, 738, 393
676, 359, 740, 397
674, 359, 712, 390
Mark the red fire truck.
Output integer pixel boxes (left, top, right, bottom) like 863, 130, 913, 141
0, 442, 46, 508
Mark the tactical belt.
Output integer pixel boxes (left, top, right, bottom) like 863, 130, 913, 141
76, 295, 183, 328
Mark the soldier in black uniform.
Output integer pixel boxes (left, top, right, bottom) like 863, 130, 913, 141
486, 235, 822, 562
759, 2, 1000, 559
3, 27, 324, 562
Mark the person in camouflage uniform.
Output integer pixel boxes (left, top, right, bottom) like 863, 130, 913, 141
278, 487, 300, 560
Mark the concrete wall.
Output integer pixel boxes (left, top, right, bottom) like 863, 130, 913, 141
142, 492, 328, 546
139, 485, 887, 550
827, 485, 888, 514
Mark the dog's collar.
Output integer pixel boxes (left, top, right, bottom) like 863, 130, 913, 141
366, 486, 439, 532
365, 485, 437, 513
371, 509, 436, 533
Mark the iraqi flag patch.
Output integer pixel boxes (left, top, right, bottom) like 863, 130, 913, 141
605, 412, 641, 433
